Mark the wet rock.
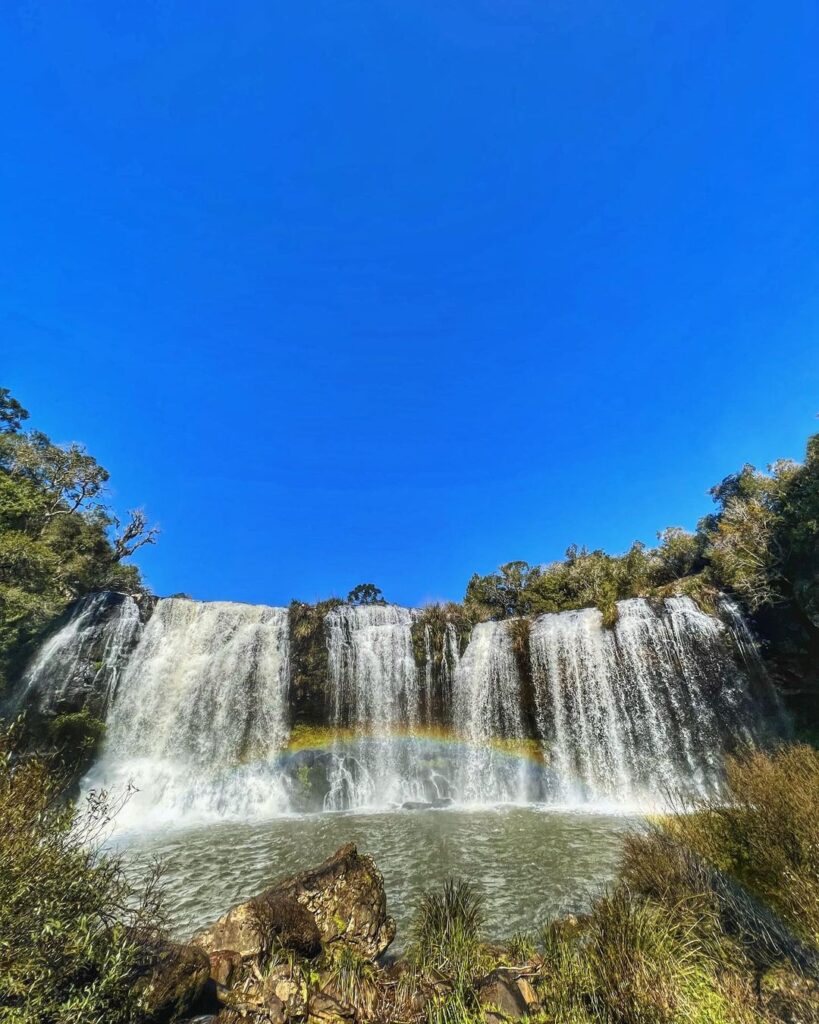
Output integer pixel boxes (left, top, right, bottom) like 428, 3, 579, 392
431, 797, 453, 808
401, 800, 432, 810
196, 843, 395, 964
139, 941, 211, 1023
307, 991, 355, 1023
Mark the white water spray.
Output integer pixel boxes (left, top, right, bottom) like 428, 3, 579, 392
86, 598, 291, 828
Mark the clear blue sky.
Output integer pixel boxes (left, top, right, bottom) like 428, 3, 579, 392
3, 2, 818, 606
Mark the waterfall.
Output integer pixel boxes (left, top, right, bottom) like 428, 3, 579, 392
451, 620, 530, 803
18, 586, 786, 825
529, 596, 778, 807
86, 598, 291, 828
15, 592, 142, 716
323, 603, 433, 809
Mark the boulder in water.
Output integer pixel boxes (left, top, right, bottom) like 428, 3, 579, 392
272, 843, 395, 959
194, 893, 321, 961
194, 843, 395, 964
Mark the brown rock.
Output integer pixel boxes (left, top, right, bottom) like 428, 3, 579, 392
476, 969, 532, 1020
307, 991, 355, 1023
193, 843, 394, 964
273, 843, 395, 958
139, 941, 211, 1022
194, 892, 321, 961
260, 963, 310, 1017
209, 949, 243, 989
516, 976, 539, 1009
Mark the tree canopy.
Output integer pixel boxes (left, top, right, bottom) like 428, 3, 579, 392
464, 433, 819, 657
0, 388, 157, 693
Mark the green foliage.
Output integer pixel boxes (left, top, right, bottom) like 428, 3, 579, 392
0, 388, 157, 694
322, 942, 379, 1016
47, 710, 106, 778
538, 889, 758, 1024
506, 930, 538, 963
462, 435, 819, 712
346, 582, 386, 606
656, 744, 819, 946
0, 723, 165, 1023
410, 879, 487, 983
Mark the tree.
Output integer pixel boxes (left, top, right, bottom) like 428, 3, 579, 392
653, 527, 704, 583
464, 561, 541, 619
347, 583, 387, 606
0, 388, 157, 693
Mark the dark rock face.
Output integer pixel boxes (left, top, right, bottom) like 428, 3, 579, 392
194, 843, 395, 963
12, 591, 151, 720
254, 893, 323, 959
138, 941, 211, 1023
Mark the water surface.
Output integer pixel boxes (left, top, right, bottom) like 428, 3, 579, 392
121, 806, 634, 951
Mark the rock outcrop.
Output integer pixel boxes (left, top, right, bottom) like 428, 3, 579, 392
187, 845, 550, 1024
193, 843, 395, 964
137, 941, 211, 1023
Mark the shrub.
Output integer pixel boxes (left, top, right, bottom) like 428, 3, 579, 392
538, 888, 755, 1024
410, 879, 487, 983
661, 745, 819, 945
0, 723, 165, 1023
48, 708, 105, 754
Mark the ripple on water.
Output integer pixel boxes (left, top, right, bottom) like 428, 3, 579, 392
119, 806, 636, 951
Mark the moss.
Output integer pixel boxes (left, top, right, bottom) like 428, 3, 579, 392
285, 724, 340, 752
599, 600, 619, 630
287, 598, 344, 725
410, 603, 472, 667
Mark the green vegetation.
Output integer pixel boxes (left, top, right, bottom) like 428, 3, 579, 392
393, 746, 819, 1024
650, 744, 819, 946
543, 743, 819, 1023
464, 436, 819, 626
346, 583, 387, 606
0, 723, 167, 1023
0, 388, 156, 695
464, 433, 819, 718
288, 597, 344, 725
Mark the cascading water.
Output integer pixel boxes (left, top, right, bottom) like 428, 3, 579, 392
451, 620, 531, 803
18, 587, 788, 826
529, 596, 782, 808
86, 598, 291, 829
323, 604, 434, 809
14, 592, 142, 715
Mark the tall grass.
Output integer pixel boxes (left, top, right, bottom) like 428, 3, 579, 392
658, 744, 819, 946
538, 888, 757, 1024
409, 879, 486, 981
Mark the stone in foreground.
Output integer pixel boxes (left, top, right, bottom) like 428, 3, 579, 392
193, 843, 395, 962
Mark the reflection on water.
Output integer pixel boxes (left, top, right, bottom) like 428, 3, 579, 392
120, 807, 634, 950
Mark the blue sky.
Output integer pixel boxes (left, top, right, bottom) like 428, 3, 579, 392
2, 1, 818, 606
